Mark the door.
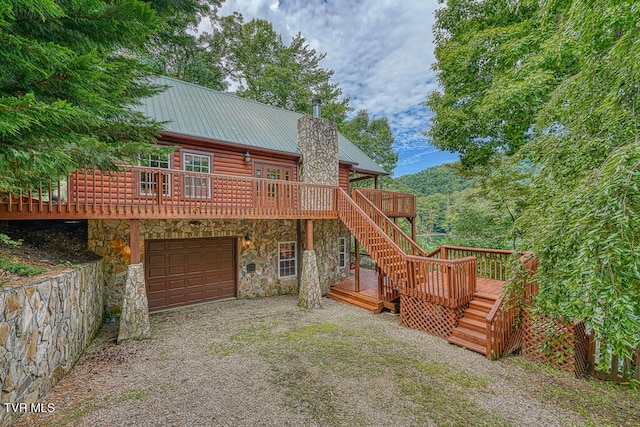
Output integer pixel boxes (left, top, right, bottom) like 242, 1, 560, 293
145, 237, 236, 311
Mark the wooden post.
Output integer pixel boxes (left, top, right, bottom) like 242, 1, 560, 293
129, 219, 140, 265
306, 219, 313, 250
377, 266, 383, 301
374, 176, 379, 189
410, 217, 416, 240
354, 238, 360, 293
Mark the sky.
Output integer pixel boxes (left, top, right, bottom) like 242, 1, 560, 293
217, 0, 459, 177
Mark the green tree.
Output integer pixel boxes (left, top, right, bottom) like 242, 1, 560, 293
0, 0, 173, 193
339, 110, 397, 174
428, 0, 640, 361
426, 0, 552, 167
222, 16, 350, 123
147, 0, 227, 90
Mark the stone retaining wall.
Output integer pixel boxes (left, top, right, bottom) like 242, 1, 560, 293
0, 262, 103, 427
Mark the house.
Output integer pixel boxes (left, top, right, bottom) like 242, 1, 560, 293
0, 76, 417, 341
0, 76, 528, 361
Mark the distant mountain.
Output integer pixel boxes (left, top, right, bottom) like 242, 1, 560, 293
395, 164, 473, 196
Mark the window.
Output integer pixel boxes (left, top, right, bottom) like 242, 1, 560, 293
278, 242, 297, 278
183, 153, 211, 198
339, 237, 347, 269
139, 154, 171, 196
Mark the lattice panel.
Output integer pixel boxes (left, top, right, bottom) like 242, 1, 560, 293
522, 310, 588, 375
400, 293, 463, 339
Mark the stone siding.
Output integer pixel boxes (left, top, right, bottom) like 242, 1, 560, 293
297, 115, 339, 186
0, 262, 103, 427
302, 219, 350, 295
88, 218, 350, 312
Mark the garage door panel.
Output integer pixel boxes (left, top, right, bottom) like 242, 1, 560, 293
147, 241, 167, 251
167, 240, 187, 250
167, 252, 187, 264
145, 237, 236, 311
147, 266, 167, 277
167, 263, 186, 274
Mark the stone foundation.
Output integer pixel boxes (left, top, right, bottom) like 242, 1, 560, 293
301, 219, 349, 295
89, 219, 349, 313
299, 250, 322, 309
0, 262, 103, 427
117, 264, 151, 343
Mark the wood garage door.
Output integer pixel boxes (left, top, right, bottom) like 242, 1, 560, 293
145, 238, 236, 311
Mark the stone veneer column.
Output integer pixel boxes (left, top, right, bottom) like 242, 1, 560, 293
297, 115, 339, 185
298, 250, 322, 309
117, 264, 151, 343
297, 115, 339, 309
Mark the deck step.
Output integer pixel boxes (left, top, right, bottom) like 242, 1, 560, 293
326, 288, 382, 313
468, 299, 494, 312
458, 317, 486, 334
463, 308, 489, 322
473, 292, 498, 305
450, 326, 487, 347
448, 335, 486, 355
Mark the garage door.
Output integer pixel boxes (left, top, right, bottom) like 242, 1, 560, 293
145, 238, 236, 311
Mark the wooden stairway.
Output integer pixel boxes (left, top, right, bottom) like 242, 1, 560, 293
447, 292, 496, 356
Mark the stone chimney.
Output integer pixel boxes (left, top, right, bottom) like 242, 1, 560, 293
297, 109, 339, 186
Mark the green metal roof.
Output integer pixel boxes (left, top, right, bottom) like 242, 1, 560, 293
135, 76, 387, 175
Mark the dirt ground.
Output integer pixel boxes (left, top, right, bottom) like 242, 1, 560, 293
14, 296, 640, 427
0, 220, 98, 285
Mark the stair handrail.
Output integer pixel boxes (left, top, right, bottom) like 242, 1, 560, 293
485, 253, 537, 359
353, 189, 427, 257
337, 188, 408, 288
485, 296, 514, 359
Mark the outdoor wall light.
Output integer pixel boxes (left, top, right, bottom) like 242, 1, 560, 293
243, 233, 251, 248
244, 150, 251, 164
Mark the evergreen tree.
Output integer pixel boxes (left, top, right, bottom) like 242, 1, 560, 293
0, 0, 175, 192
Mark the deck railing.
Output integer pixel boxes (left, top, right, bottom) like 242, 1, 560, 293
427, 245, 515, 281
485, 255, 537, 359
357, 188, 416, 218
405, 255, 477, 308
0, 167, 338, 220
337, 188, 408, 293
352, 189, 426, 257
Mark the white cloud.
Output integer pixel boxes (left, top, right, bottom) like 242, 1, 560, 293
219, 0, 444, 175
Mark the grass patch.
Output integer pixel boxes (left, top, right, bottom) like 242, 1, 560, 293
506, 357, 640, 426
210, 316, 506, 426
0, 256, 46, 276
42, 403, 97, 426
119, 388, 150, 401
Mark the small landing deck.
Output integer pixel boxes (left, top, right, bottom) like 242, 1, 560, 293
326, 269, 384, 313
476, 277, 505, 298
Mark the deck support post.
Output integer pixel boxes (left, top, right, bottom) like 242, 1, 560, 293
305, 219, 313, 250
299, 220, 322, 309
117, 263, 151, 344
129, 219, 140, 264
354, 238, 360, 293
410, 217, 416, 240
117, 219, 150, 344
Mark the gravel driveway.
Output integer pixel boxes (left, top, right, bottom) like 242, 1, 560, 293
15, 296, 640, 426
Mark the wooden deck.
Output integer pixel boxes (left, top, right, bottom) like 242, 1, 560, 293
0, 168, 416, 221
476, 277, 505, 298
326, 268, 387, 313
327, 268, 506, 314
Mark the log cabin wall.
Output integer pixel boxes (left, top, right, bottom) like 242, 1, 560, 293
339, 164, 351, 193
162, 136, 299, 179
